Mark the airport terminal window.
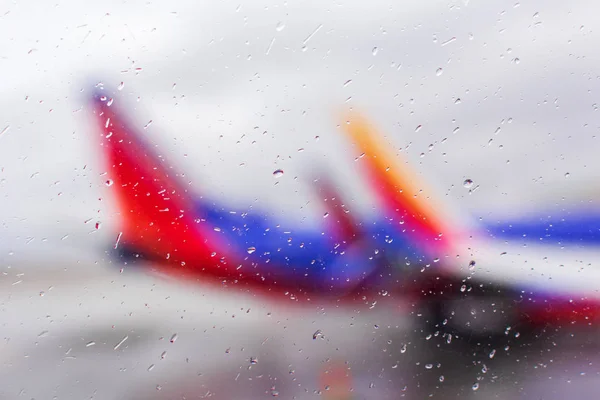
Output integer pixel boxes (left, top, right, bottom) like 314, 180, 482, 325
1, 1, 598, 399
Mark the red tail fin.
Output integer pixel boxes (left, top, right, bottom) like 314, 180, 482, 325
313, 177, 360, 244
90, 92, 222, 266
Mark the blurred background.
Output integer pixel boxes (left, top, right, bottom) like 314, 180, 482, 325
1, 0, 600, 398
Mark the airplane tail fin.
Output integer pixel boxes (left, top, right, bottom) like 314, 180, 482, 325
341, 113, 456, 259
305, 166, 361, 245
316, 178, 361, 243
89, 90, 222, 268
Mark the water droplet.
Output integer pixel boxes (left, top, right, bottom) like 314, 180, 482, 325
463, 179, 473, 188
565, 172, 570, 178
313, 330, 324, 340
114, 335, 128, 350
170, 333, 178, 343
472, 383, 479, 391
117, 82, 125, 91
160, 351, 167, 359
372, 47, 379, 56
343, 79, 353, 87
247, 246, 256, 254
460, 284, 467, 292
400, 344, 407, 353
489, 349, 496, 359
148, 364, 155, 371
250, 356, 259, 365
468, 260, 476, 270
512, 57, 520, 64
439, 375, 445, 382
441, 37, 456, 47
415, 124, 422, 132
454, 98, 461, 105
86, 341, 96, 347
276, 22, 285, 31
0, 126, 9, 136
105, 179, 114, 187
273, 169, 284, 178
425, 364, 433, 369
114, 232, 123, 249
436, 68, 443, 76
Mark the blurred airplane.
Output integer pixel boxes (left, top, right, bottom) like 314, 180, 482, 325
89, 87, 600, 338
